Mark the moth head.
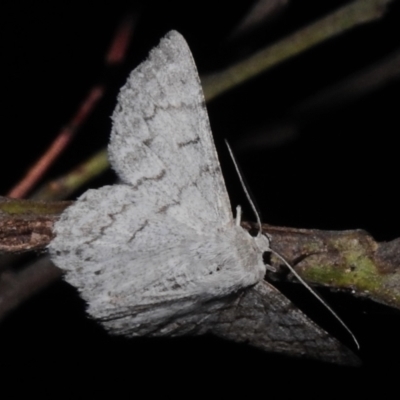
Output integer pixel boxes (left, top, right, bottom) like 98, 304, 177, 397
254, 232, 270, 254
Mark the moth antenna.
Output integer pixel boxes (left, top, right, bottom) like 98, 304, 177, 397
270, 248, 360, 350
225, 140, 262, 236
225, 140, 359, 349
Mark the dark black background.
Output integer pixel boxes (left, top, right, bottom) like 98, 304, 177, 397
1, 0, 399, 395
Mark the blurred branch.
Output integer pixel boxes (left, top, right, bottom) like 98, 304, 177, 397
235, 48, 400, 152
32, 149, 109, 201
6, 15, 136, 199
0, 256, 62, 322
292, 48, 400, 119
229, 0, 289, 39
9, 0, 393, 202
202, 0, 394, 101
6, 86, 105, 199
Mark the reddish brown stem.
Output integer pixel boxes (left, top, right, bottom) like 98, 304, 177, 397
106, 14, 136, 65
7, 86, 104, 199
7, 14, 136, 199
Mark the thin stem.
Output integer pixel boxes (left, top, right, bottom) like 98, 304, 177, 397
202, 0, 393, 102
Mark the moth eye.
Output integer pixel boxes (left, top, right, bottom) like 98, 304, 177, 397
249, 227, 258, 237
262, 252, 271, 265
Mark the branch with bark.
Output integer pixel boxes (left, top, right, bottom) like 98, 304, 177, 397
0, 198, 398, 324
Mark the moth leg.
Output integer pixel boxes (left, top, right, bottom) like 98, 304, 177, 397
235, 205, 242, 226
265, 264, 277, 272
